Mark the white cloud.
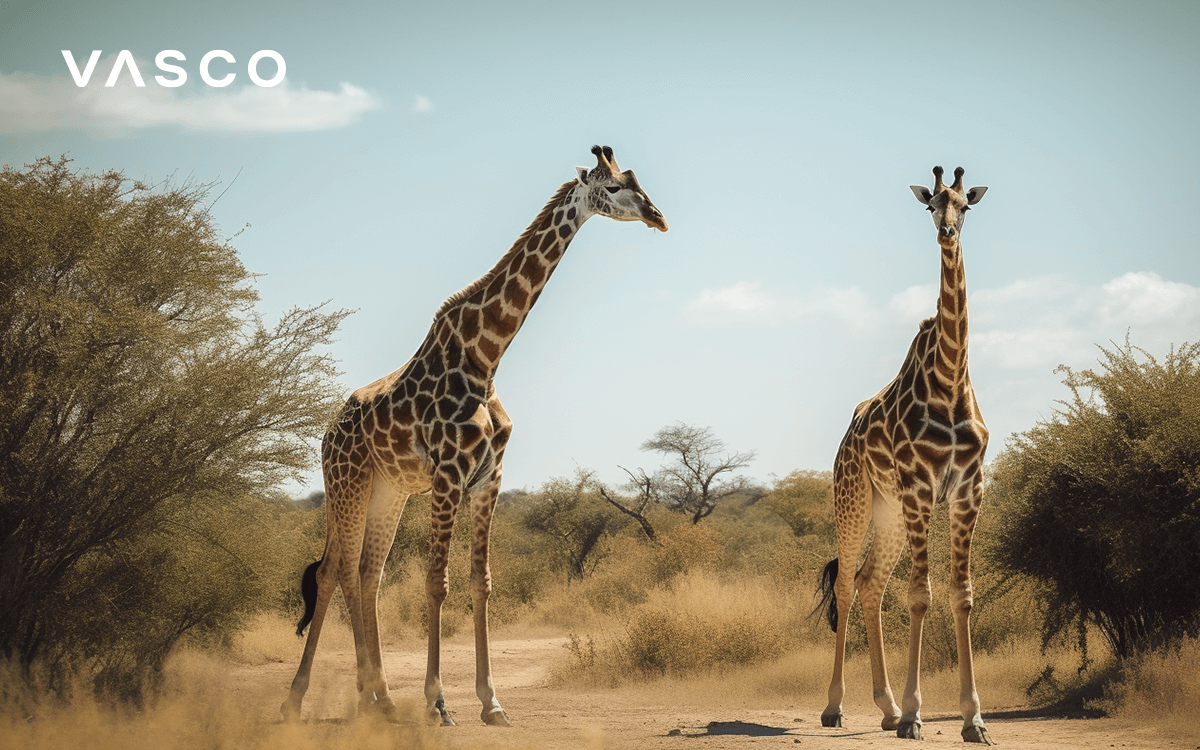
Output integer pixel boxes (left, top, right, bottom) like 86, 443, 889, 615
685, 272, 1200, 370
412, 94, 435, 114
887, 283, 937, 321
1096, 271, 1200, 326
686, 280, 782, 319
684, 280, 878, 329
0, 60, 382, 135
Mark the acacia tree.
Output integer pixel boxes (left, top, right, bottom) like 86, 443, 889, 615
987, 339, 1200, 660
762, 469, 835, 538
637, 423, 757, 524
521, 471, 622, 580
0, 157, 348, 697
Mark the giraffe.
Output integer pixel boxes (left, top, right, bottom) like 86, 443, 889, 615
816, 166, 992, 744
280, 146, 667, 726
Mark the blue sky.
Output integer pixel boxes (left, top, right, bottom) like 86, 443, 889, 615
2, 0, 1198, 495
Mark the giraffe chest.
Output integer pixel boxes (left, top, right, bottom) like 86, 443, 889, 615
858, 390, 987, 489
360, 365, 508, 491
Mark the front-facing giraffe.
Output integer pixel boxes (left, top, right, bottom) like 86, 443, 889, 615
281, 146, 667, 726
817, 166, 992, 744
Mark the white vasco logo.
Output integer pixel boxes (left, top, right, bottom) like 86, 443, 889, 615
61, 50, 286, 88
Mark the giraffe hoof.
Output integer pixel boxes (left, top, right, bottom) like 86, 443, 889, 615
820, 710, 843, 728
362, 695, 399, 722
882, 716, 902, 731
962, 725, 993, 745
897, 720, 922, 740
482, 707, 511, 727
280, 700, 302, 723
428, 704, 455, 726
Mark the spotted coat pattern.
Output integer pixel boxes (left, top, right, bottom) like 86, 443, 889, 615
822, 167, 995, 745
280, 147, 665, 727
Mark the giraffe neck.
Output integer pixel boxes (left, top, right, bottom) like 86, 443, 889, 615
932, 240, 969, 392
436, 181, 588, 377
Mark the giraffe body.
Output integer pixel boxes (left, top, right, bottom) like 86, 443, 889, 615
281, 147, 666, 726
819, 167, 994, 745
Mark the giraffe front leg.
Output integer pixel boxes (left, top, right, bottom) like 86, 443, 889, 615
951, 475, 993, 745
469, 477, 509, 726
425, 470, 461, 726
898, 490, 933, 741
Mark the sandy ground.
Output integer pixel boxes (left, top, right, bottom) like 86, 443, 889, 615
232, 636, 1191, 750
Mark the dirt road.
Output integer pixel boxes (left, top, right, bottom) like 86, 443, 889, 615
231, 636, 1185, 750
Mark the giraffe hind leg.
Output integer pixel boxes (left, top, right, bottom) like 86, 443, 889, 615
282, 536, 341, 721
355, 474, 409, 720
823, 439, 872, 729
857, 489, 905, 730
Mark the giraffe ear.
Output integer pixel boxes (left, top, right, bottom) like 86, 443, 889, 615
575, 166, 590, 185
966, 186, 988, 205
910, 185, 934, 205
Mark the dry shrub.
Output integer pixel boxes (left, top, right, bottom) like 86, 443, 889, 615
620, 607, 788, 676
553, 571, 811, 684
1101, 636, 1200, 734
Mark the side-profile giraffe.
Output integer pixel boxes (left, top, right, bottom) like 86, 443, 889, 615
281, 146, 667, 726
817, 166, 992, 744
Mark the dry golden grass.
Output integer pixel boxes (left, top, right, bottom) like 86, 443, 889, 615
0, 649, 443, 750
230, 611, 352, 665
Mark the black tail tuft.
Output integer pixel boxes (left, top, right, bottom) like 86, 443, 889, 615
295, 558, 322, 637
815, 558, 839, 633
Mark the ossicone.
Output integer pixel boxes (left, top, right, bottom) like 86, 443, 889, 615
590, 145, 619, 175
951, 166, 965, 193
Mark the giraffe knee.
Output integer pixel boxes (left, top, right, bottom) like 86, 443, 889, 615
859, 586, 884, 614
950, 585, 974, 615
908, 583, 932, 617
425, 568, 449, 603
470, 566, 492, 601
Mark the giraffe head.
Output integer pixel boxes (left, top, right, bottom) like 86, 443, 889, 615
910, 166, 987, 248
574, 145, 668, 232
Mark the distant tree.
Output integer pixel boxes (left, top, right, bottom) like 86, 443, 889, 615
0, 157, 348, 698
597, 465, 658, 542
762, 470, 835, 538
299, 490, 326, 508
987, 339, 1200, 660
521, 470, 621, 580
497, 488, 532, 507
638, 423, 756, 524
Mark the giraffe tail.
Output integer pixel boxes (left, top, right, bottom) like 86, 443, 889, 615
295, 558, 322, 637
814, 558, 839, 633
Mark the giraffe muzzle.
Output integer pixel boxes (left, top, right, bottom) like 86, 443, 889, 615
642, 206, 669, 232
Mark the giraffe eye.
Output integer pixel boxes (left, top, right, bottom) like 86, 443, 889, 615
604, 186, 621, 194
926, 205, 935, 212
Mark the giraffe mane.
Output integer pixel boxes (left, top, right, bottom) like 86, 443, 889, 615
433, 180, 577, 320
